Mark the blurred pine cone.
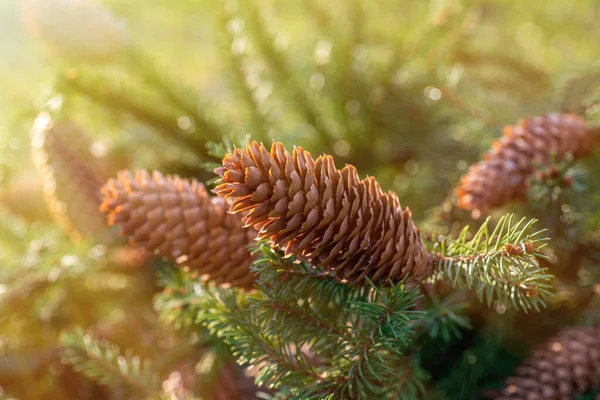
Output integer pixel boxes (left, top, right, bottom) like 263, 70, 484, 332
30, 112, 113, 241
214, 141, 432, 284
0, 170, 51, 222
456, 113, 596, 217
496, 326, 600, 400
100, 170, 256, 288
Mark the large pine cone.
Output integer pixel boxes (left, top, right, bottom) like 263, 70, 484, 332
214, 141, 432, 284
496, 326, 600, 400
456, 113, 596, 217
100, 170, 256, 288
30, 112, 113, 241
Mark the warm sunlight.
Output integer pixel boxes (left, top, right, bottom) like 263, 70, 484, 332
1, 1, 599, 399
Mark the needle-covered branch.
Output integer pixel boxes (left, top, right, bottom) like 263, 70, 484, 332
429, 214, 553, 312
60, 329, 163, 400
156, 246, 429, 399
56, 70, 213, 159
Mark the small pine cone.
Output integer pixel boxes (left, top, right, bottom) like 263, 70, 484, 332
100, 170, 256, 288
214, 141, 432, 284
496, 326, 600, 400
456, 113, 596, 216
30, 112, 112, 241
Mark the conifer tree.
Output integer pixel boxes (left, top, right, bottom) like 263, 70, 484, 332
2, 0, 600, 399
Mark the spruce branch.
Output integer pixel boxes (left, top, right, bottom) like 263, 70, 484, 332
250, 244, 358, 366
125, 48, 227, 143
241, 1, 334, 148
215, 1, 270, 139
0, 272, 54, 317
435, 321, 508, 400
419, 293, 471, 342
56, 70, 212, 159
346, 281, 423, 352
60, 329, 163, 399
251, 242, 372, 319
303, 0, 367, 141
430, 214, 553, 312
526, 153, 586, 204
337, 281, 425, 399
452, 48, 550, 90
158, 246, 428, 399
197, 286, 336, 396
155, 267, 332, 396
154, 267, 211, 333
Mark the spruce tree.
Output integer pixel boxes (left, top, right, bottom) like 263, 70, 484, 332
2, 0, 600, 399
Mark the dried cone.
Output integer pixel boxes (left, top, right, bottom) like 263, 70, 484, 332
496, 326, 600, 400
30, 112, 113, 241
100, 170, 256, 288
214, 141, 432, 284
456, 113, 596, 217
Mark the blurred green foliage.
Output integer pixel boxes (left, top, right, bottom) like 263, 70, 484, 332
1, 0, 600, 398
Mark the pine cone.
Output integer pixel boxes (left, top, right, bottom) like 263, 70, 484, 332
456, 113, 596, 217
496, 326, 600, 400
100, 170, 256, 288
214, 141, 432, 284
30, 112, 112, 241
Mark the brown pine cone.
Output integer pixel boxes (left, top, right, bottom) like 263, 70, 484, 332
100, 170, 256, 288
214, 141, 432, 284
496, 326, 600, 400
456, 113, 596, 217
30, 112, 113, 241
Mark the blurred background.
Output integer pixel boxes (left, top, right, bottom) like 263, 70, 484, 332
1, 0, 600, 399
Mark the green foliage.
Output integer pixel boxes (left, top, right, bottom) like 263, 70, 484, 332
526, 153, 586, 204
4, 0, 600, 398
155, 245, 430, 400
154, 266, 208, 333
55, 69, 210, 159
419, 294, 471, 342
237, 0, 333, 149
60, 328, 162, 399
214, 1, 270, 140
436, 333, 504, 400
430, 214, 553, 312
125, 49, 226, 144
